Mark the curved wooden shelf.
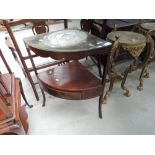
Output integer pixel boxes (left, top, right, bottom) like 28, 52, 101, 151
38, 61, 104, 100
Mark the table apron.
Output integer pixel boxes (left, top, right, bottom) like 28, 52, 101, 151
29, 46, 111, 60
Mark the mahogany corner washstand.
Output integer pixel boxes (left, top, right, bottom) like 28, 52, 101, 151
24, 29, 112, 118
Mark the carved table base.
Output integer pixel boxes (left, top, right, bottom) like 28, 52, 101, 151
103, 31, 152, 104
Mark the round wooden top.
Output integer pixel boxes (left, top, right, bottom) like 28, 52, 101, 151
141, 22, 155, 31
107, 31, 146, 46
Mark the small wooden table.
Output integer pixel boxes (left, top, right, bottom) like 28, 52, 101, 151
104, 31, 147, 102
24, 29, 112, 118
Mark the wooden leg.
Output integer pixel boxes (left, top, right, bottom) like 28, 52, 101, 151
97, 56, 102, 78
22, 69, 27, 78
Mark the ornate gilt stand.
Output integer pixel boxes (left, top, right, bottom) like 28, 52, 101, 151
139, 23, 155, 76
103, 31, 152, 103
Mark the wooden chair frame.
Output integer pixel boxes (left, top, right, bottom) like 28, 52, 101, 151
3, 19, 68, 101
0, 48, 32, 108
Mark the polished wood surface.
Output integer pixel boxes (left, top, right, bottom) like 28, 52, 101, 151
19, 105, 28, 134
24, 29, 111, 52
0, 49, 29, 134
0, 74, 28, 135
38, 61, 104, 100
24, 29, 112, 60
24, 29, 112, 118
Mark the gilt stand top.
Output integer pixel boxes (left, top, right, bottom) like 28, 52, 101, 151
107, 31, 146, 59
141, 22, 155, 31
107, 31, 146, 46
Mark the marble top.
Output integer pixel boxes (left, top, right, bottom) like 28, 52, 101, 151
24, 29, 112, 53
107, 31, 146, 46
141, 22, 155, 30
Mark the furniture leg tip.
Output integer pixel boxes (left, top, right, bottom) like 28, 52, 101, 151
144, 75, 149, 78
103, 101, 107, 104
99, 115, 102, 119
28, 105, 33, 108
123, 92, 131, 97
137, 86, 143, 91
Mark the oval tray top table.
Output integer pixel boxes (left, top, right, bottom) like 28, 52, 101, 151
24, 29, 112, 118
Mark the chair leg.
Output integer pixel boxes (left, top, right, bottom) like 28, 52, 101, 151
25, 71, 39, 101
22, 69, 27, 78
18, 78, 33, 108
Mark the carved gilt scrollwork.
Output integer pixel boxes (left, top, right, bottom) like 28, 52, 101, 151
122, 43, 146, 59
103, 38, 121, 103
104, 30, 151, 102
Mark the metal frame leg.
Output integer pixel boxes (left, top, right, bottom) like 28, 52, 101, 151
99, 95, 103, 119
103, 78, 115, 103
18, 78, 33, 108
121, 66, 131, 97
40, 87, 46, 107
137, 65, 147, 91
